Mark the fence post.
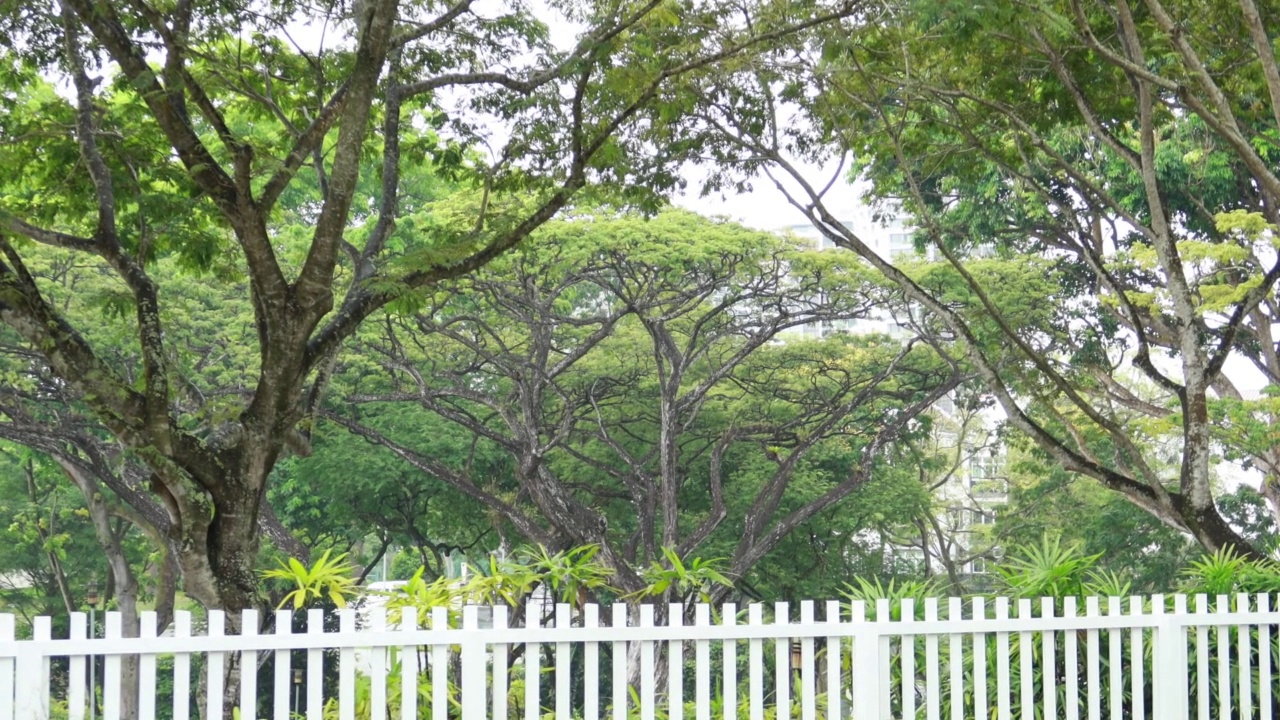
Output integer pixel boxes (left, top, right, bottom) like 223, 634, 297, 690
850, 600, 881, 720
15, 616, 49, 720
460, 606, 486, 720
1153, 595, 1189, 720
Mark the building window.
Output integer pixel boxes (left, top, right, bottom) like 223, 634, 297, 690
888, 232, 915, 258
970, 454, 1008, 497
970, 556, 988, 575
972, 508, 996, 526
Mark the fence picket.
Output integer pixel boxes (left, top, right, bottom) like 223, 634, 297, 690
306, 608, 323, 720
972, 597, 986, 720
68, 613, 85, 720
1217, 594, 1231, 720
876, 598, 891, 715
1238, 592, 1252, 720
492, 606, 508, 720
1042, 598, 1056, 720
1018, 599, 1033, 720
1195, 594, 1209, 720
694, 604, 710, 720
0, 614, 12, 720
611, 603, 626, 720
1107, 597, 1121, 720
369, 606, 387, 720
640, 604, 655, 720
948, 597, 963, 720
924, 598, 939, 720
173, 611, 192, 720
401, 607, 419, 720
749, 603, 763, 720
430, 606, 448, 720
585, 604, 600, 720
1260, 594, 1273, 720
460, 606, 484, 720
16, 615, 50, 720
338, 609, 356, 720
556, 604, 572, 720
671, 603, 685, 720
101, 614, 119, 720
139, 611, 157, 720
207, 611, 225, 720
724, 602, 739, 720
774, 601, 789, 720
1063, 597, 1078, 720
900, 599, 915, 720
799, 601, 815, 720
1128, 597, 1143, 720
241, 608, 259, 719
1085, 597, 1099, 720
273, 609, 292, 720
995, 597, 1010, 720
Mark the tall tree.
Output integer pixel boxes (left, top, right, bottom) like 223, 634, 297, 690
324, 210, 961, 597
690, 0, 1280, 554
0, 0, 860, 615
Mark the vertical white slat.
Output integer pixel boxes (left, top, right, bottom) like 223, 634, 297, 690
68, 613, 86, 720
724, 603, 739, 720
1043, 597, 1057, 720
431, 606, 448, 720
207, 611, 226, 720
640, 604, 655, 720
240, 609, 260, 719
799, 601, 815, 720
1107, 597, 1122, 720
670, 603, 684, 720
0, 614, 13, 720
924, 598, 940, 720
948, 597, 963, 720
901, 598, 916, 720
1238, 592, 1253, 720
401, 607, 419, 720
338, 609, 356, 720
585, 604, 600, 720
1260, 594, 1273, 720
491, 606, 508, 720
749, 604, 763, 720
774, 601, 790, 720
1064, 597, 1079, 720
1217, 594, 1230, 720
306, 608, 323, 720
1155, 594, 1189, 720
825, 600, 841, 720
695, 604, 710, 720
611, 604, 626, 720
1086, 597, 1100, 720
369, 606, 387, 720
1128, 597, 1143, 720
460, 605, 485, 720
850, 600, 879, 720
102, 614, 120, 720
173, 611, 192, 720
1195, 595, 1209, 720
877, 598, 892, 715
996, 597, 1010, 720
525, 603, 540, 720
139, 611, 158, 720
17, 615, 51, 720
1018, 599, 1033, 720
556, 604, 572, 720
972, 597, 987, 720
273, 610, 293, 720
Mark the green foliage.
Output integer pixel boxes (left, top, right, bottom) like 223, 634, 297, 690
994, 535, 1108, 599
632, 547, 734, 603
1180, 546, 1280, 596
262, 550, 358, 610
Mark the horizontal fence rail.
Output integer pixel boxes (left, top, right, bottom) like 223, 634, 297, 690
1, 594, 1278, 720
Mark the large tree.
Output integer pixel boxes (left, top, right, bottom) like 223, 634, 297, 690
691, 0, 1280, 554
0, 0, 860, 615
324, 209, 961, 598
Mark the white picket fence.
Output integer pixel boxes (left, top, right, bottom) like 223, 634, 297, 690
1, 593, 1279, 720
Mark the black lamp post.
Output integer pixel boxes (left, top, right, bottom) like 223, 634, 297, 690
293, 667, 303, 714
